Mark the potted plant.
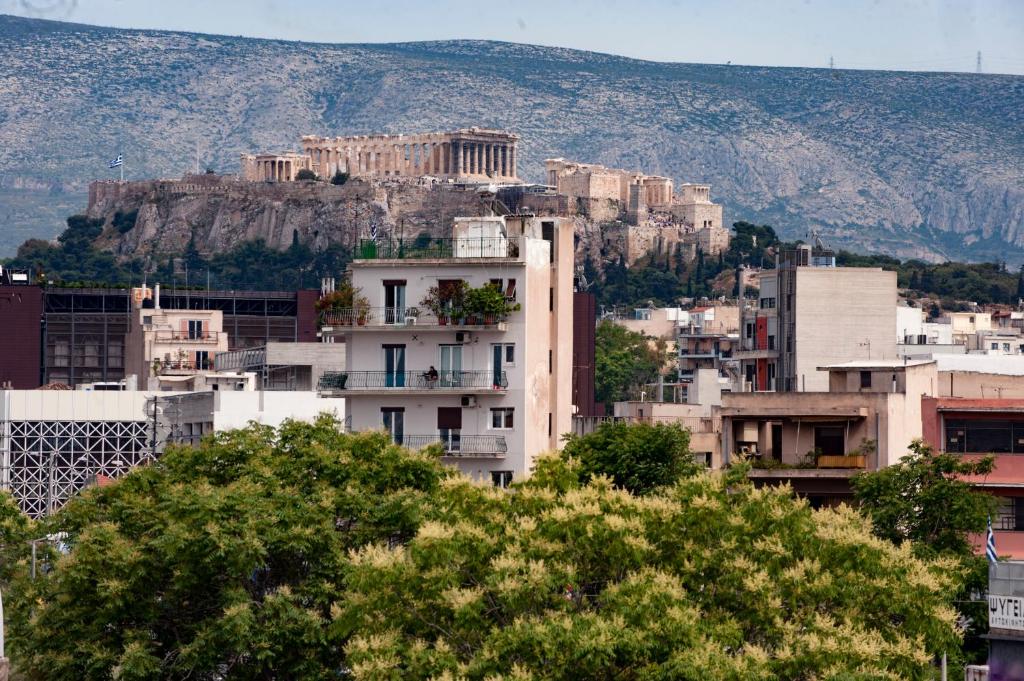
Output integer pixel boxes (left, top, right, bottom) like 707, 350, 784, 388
421, 280, 467, 326
465, 282, 520, 325
354, 293, 370, 325
315, 281, 366, 326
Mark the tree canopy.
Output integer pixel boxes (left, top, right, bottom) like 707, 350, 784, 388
2, 419, 969, 679
560, 419, 696, 494
594, 320, 670, 407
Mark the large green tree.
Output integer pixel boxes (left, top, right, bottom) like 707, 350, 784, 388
561, 420, 696, 494
7, 416, 448, 680
852, 439, 997, 669
338, 458, 963, 679
594, 320, 670, 406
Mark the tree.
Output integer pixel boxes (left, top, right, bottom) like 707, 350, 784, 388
594, 320, 668, 406
852, 439, 996, 668
331, 170, 350, 185
7, 417, 449, 680
295, 168, 318, 181
336, 459, 962, 679
560, 420, 696, 494
852, 439, 995, 556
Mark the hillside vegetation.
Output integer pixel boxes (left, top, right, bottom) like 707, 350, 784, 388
1, 15, 1022, 262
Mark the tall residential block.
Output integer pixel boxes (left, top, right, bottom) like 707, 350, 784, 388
319, 214, 574, 485
737, 245, 897, 392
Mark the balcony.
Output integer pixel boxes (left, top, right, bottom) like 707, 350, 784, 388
318, 370, 508, 396
154, 330, 221, 344
403, 434, 507, 458
155, 359, 212, 374
355, 237, 521, 261
816, 454, 867, 469
320, 307, 508, 333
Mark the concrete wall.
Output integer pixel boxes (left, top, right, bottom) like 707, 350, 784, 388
793, 268, 897, 392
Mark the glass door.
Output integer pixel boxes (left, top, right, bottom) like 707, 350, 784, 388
437, 407, 462, 454
381, 408, 404, 445
439, 344, 462, 387
384, 344, 405, 387
384, 280, 406, 325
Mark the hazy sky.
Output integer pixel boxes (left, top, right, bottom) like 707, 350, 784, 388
4, 0, 1023, 74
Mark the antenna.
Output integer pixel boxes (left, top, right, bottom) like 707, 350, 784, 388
976, 50, 982, 74
829, 55, 834, 70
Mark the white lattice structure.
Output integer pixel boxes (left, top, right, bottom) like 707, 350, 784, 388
1, 391, 161, 518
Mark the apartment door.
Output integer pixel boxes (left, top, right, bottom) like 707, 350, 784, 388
492, 343, 513, 388
383, 344, 406, 387
381, 408, 405, 445
439, 344, 462, 387
383, 280, 406, 324
437, 407, 462, 453
770, 424, 783, 462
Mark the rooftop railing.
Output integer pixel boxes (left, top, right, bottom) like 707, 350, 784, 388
403, 434, 507, 457
319, 306, 509, 328
355, 237, 521, 260
319, 370, 507, 391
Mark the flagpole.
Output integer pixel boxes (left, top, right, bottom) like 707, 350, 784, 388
120, 155, 124, 182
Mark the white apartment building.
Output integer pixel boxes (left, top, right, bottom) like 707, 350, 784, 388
319, 214, 574, 485
737, 245, 897, 392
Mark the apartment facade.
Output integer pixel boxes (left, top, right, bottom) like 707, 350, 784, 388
738, 246, 897, 392
320, 214, 573, 485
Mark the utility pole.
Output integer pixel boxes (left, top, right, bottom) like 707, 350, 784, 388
829, 55, 834, 70
976, 50, 982, 74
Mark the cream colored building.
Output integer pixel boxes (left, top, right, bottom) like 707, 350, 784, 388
737, 246, 897, 392
944, 311, 993, 344
125, 290, 231, 391
319, 213, 574, 485
544, 158, 672, 207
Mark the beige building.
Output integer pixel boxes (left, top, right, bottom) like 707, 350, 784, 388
944, 311, 993, 344
238, 152, 312, 182
125, 288, 231, 391
544, 158, 672, 207
318, 213, 573, 485
737, 246, 897, 392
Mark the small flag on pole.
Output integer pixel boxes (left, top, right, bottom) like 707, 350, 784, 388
108, 154, 123, 169
987, 515, 998, 563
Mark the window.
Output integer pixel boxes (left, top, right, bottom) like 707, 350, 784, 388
759, 297, 775, 309
549, 287, 554, 311
860, 371, 872, 389
381, 408, 405, 445
188, 319, 205, 339
992, 342, 1000, 350
969, 316, 975, 324
786, 294, 793, 311
195, 351, 210, 370
745, 322, 754, 338
491, 470, 514, 488
634, 309, 652, 320
505, 279, 517, 301
548, 349, 552, 373
945, 419, 1024, 454
767, 335, 775, 350
490, 407, 514, 429
814, 426, 845, 456
142, 315, 153, 326
1004, 343, 1012, 352
548, 412, 552, 437
994, 497, 1024, 531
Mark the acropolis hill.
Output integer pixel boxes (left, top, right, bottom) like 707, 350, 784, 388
2, 15, 1023, 263
86, 127, 729, 270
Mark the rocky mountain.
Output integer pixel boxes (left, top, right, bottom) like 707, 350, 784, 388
1, 14, 1023, 262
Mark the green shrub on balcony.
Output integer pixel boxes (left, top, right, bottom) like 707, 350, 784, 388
315, 282, 369, 326
464, 282, 519, 324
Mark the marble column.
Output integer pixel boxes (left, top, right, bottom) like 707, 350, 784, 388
510, 145, 517, 179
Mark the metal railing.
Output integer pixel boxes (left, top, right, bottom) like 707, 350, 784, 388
318, 370, 507, 391
320, 306, 508, 328
356, 237, 521, 260
403, 434, 508, 456
571, 415, 720, 436
154, 330, 221, 343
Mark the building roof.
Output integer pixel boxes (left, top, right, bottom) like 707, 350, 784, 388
817, 359, 935, 371
935, 354, 1024, 376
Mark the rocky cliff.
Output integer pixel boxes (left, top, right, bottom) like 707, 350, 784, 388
2, 15, 1023, 262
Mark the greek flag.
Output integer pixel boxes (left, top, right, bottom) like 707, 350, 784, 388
987, 515, 998, 563
108, 154, 123, 169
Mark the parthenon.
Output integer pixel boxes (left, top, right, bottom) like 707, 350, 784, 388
241, 127, 519, 183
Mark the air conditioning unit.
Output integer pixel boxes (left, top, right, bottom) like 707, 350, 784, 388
455, 331, 468, 343
460, 395, 477, 408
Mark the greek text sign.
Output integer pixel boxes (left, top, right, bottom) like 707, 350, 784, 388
989, 595, 1024, 631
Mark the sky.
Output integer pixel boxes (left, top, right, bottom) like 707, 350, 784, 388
3, 0, 1024, 75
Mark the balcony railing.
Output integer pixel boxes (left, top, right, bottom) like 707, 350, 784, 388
155, 359, 212, 372
319, 370, 507, 391
154, 331, 221, 343
571, 415, 720, 437
403, 434, 507, 457
320, 307, 508, 328
356, 237, 521, 260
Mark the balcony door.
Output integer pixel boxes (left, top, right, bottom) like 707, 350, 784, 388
439, 344, 462, 387
383, 344, 406, 387
381, 407, 405, 445
438, 407, 462, 453
383, 280, 406, 325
